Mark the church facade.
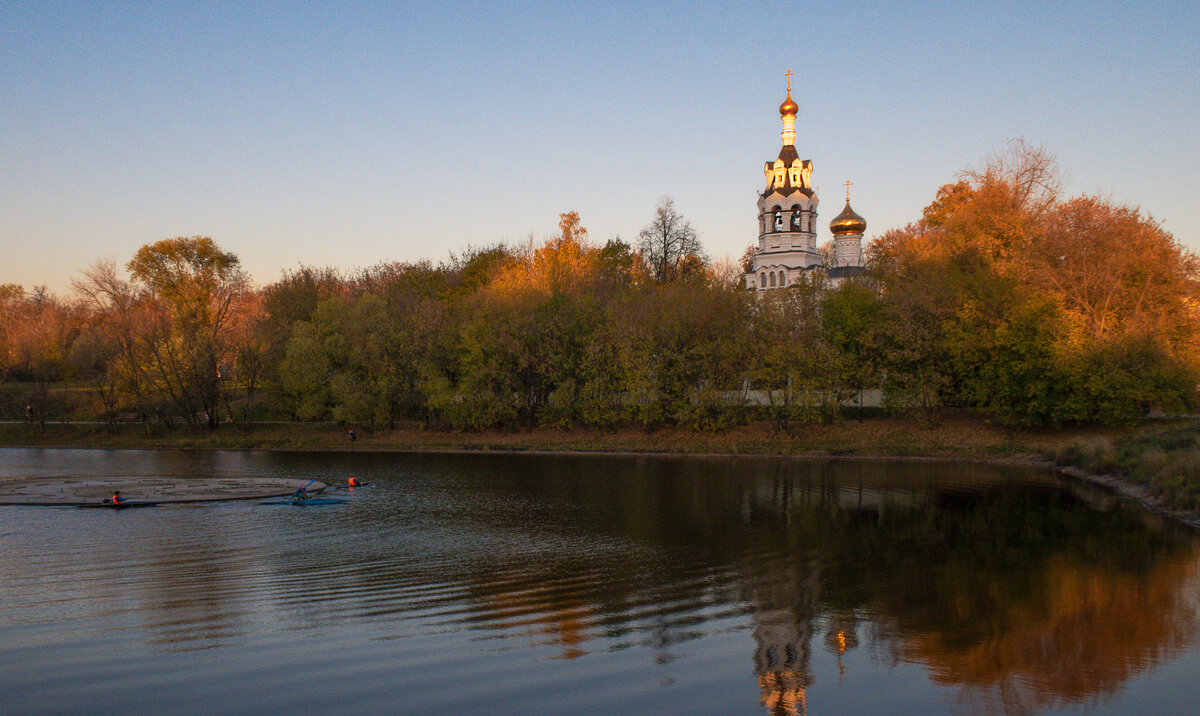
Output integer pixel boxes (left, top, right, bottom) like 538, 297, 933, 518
745, 74, 867, 291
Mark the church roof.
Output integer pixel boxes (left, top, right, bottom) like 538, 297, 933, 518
830, 200, 867, 235
827, 265, 866, 279
761, 150, 815, 199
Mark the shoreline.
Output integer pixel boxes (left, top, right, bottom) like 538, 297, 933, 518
2, 418, 1197, 529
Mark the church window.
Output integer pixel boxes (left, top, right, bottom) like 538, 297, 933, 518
779, 271, 786, 287
760, 272, 766, 288
790, 206, 800, 231
774, 211, 783, 231
769, 272, 776, 287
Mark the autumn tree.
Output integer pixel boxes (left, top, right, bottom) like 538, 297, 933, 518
0, 283, 24, 384
126, 236, 249, 427
872, 140, 1200, 425
72, 260, 175, 428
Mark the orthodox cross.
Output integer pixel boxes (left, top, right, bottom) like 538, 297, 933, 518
785, 69, 793, 93
843, 180, 853, 201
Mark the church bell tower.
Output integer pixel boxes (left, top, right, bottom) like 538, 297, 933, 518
745, 71, 821, 291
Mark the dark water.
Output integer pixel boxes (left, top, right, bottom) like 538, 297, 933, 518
1, 449, 1198, 715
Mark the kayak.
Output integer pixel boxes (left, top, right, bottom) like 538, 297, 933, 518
79, 501, 157, 509
260, 498, 347, 506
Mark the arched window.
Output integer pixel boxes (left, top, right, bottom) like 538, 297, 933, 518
790, 206, 801, 231
779, 271, 786, 287
774, 210, 783, 231
769, 272, 776, 287
760, 272, 766, 288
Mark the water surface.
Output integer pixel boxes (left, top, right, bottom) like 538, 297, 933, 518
1, 449, 1198, 714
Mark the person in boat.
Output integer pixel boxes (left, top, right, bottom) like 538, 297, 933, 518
347, 476, 359, 487
291, 486, 310, 503
111, 490, 126, 505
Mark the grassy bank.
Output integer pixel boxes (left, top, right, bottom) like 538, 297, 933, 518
0, 415, 1165, 457
1052, 421, 1200, 513
4, 417, 1197, 521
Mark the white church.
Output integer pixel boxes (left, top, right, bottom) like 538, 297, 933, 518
745, 73, 867, 291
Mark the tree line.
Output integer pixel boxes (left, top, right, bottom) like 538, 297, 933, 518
2, 144, 1197, 432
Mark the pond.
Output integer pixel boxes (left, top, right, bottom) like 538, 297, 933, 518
1, 449, 1198, 715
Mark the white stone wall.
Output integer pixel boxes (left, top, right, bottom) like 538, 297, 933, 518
834, 232, 863, 267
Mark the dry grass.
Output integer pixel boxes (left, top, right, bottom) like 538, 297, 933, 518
1053, 421, 1200, 511
0, 416, 1139, 459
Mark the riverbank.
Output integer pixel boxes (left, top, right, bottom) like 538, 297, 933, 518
3, 417, 1198, 523
0, 416, 1101, 456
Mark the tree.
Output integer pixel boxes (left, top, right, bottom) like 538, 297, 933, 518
258, 265, 346, 420
745, 272, 836, 430
126, 236, 249, 427
0, 283, 25, 384
596, 238, 640, 291
822, 281, 884, 421
74, 262, 149, 427
280, 294, 404, 430
638, 196, 706, 282
6, 289, 79, 431
871, 141, 1200, 425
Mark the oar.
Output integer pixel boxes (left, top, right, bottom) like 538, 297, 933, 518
292, 479, 317, 502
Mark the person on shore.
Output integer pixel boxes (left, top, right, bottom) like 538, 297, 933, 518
111, 490, 126, 505
25, 404, 33, 423
348, 429, 357, 442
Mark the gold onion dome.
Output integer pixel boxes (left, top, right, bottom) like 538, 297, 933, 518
779, 90, 799, 117
830, 201, 867, 235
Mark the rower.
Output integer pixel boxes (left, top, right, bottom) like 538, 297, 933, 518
111, 490, 126, 505
292, 486, 310, 503
348, 476, 359, 488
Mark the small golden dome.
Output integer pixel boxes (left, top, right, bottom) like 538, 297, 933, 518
830, 200, 867, 235
779, 90, 798, 117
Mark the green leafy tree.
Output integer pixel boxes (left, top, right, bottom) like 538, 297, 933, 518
822, 280, 884, 421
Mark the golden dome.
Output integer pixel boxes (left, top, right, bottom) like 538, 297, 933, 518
779, 90, 798, 117
830, 200, 867, 235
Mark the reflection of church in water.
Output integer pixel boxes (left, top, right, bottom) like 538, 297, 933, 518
746, 72, 867, 291
746, 475, 883, 716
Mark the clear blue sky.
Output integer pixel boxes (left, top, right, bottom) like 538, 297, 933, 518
2, 1, 1197, 292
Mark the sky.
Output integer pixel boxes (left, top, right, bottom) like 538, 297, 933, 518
2, 1, 1198, 293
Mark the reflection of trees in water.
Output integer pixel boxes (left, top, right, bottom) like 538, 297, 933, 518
399, 455, 1200, 713
192, 454, 1199, 712
135, 527, 256, 650
890, 554, 1200, 714
730, 462, 1200, 715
